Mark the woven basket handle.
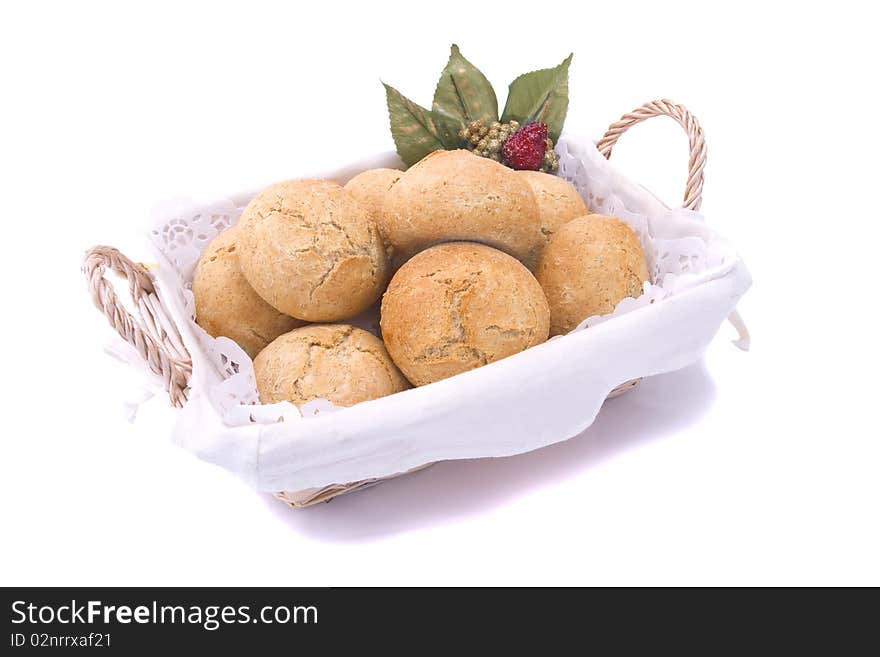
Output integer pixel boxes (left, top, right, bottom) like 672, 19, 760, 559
596, 99, 706, 211
83, 246, 192, 407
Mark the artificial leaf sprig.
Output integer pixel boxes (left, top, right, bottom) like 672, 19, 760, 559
501, 53, 572, 143
432, 45, 498, 148
383, 84, 445, 168
383, 45, 572, 170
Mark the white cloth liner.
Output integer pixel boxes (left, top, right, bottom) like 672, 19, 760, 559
142, 135, 751, 492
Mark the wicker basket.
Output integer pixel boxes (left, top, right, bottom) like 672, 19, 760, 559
84, 100, 729, 507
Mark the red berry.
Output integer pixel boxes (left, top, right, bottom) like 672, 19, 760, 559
501, 122, 548, 170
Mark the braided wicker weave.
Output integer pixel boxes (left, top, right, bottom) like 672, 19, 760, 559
83, 246, 191, 407
82, 99, 707, 506
596, 98, 706, 211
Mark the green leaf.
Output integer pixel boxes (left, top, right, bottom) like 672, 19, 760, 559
384, 83, 445, 167
501, 54, 572, 142
432, 44, 499, 148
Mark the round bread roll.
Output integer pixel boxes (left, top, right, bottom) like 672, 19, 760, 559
237, 179, 389, 322
380, 242, 550, 386
516, 170, 590, 245
343, 168, 402, 222
535, 214, 649, 336
254, 324, 409, 407
383, 149, 543, 266
192, 226, 303, 359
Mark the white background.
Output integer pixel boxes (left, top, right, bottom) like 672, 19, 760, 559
1, 1, 878, 586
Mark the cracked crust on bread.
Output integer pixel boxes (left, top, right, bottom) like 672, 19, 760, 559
253, 324, 409, 407
535, 214, 649, 336
192, 225, 304, 359
380, 242, 550, 386
237, 179, 389, 322
383, 150, 544, 268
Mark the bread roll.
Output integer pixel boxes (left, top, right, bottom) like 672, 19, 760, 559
380, 242, 550, 386
383, 150, 543, 266
192, 226, 303, 358
237, 179, 389, 322
535, 214, 649, 336
344, 168, 401, 223
254, 324, 409, 407
516, 170, 589, 245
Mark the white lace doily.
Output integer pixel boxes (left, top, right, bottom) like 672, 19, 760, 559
147, 135, 736, 428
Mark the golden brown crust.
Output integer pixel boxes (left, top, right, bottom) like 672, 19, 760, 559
516, 170, 590, 250
380, 242, 550, 386
383, 150, 542, 267
535, 215, 649, 336
192, 226, 304, 359
344, 168, 402, 261
343, 168, 402, 227
236, 179, 389, 322
253, 324, 410, 407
